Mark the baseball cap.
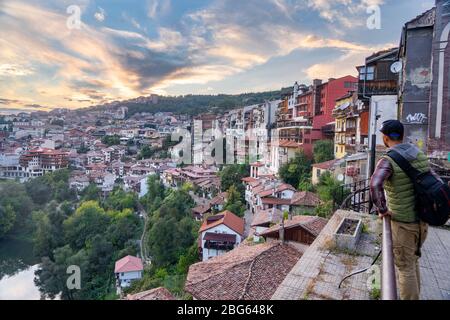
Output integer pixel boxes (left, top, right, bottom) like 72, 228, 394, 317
380, 120, 404, 139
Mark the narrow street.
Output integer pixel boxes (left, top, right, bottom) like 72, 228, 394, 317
137, 202, 151, 265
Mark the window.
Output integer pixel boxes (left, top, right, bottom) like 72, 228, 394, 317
317, 169, 321, 178
344, 82, 356, 89
359, 66, 375, 81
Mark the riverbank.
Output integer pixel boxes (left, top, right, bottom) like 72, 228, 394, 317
0, 236, 41, 300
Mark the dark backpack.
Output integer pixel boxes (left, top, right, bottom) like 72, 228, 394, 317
387, 150, 450, 226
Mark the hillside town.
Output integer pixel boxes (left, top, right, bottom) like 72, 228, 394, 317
1, 3, 450, 302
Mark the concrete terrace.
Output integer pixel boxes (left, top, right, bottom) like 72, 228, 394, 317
420, 226, 450, 300
271, 210, 450, 300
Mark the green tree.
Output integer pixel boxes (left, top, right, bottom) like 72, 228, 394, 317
176, 243, 199, 275
63, 201, 110, 250
315, 172, 349, 217
104, 188, 137, 211
219, 164, 249, 199
0, 180, 33, 229
102, 135, 121, 147
139, 146, 155, 159
25, 178, 52, 205
279, 151, 312, 189
224, 185, 246, 217
0, 205, 15, 238
313, 140, 335, 164
81, 184, 102, 202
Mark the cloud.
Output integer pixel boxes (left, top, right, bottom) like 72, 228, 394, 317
148, 0, 171, 19
303, 42, 395, 80
0, 98, 21, 105
303, 0, 386, 29
0, 64, 34, 76
94, 7, 106, 22
0, 0, 401, 111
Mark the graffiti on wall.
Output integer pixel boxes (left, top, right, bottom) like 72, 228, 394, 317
405, 113, 428, 124
406, 128, 427, 151
409, 67, 431, 89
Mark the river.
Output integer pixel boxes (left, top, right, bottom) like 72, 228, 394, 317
0, 237, 42, 300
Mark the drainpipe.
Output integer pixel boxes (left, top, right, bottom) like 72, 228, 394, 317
435, 22, 450, 138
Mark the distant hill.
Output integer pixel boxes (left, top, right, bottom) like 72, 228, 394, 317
84, 87, 293, 117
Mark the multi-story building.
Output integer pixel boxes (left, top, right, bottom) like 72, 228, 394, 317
274, 76, 357, 167
332, 91, 369, 159
198, 211, 245, 262
398, 4, 449, 166
17, 147, 68, 179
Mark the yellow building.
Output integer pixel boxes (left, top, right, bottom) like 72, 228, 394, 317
333, 93, 353, 159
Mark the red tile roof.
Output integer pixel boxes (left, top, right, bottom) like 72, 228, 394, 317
185, 242, 302, 300
260, 197, 292, 205
250, 162, 264, 167
251, 208, 283, 227
278, 140, 302, 148
258, 215, 328, 238
126, 287, 175, 300
199, 211, 245, 236
242, 177, 258, 183
290, 191, 321, 207
114, 255, 143, 273
312, 159, 339, 170
210, 192, 228, 206
257, 184, 296, 198
192, 204, 211, 215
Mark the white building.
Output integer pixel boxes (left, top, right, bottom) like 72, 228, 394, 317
198, 211, 245, 262
114, 255, 144, 290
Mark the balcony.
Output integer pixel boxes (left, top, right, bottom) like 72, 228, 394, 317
358, 80, 398, 96
204, 241, 236, 251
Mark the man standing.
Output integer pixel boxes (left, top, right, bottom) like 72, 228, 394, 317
370, 120, 431, 300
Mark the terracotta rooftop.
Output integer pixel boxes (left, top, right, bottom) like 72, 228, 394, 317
114, 255, 143, 273
199, 211, 245, 236
126, 287, 175, 300
251, 208, 283, 227
250, 162, 264, 167
278, 140, 302, 148
258, 215, 328, 238
192, 204, 211, 216
210, 192, 228, 206
257, 183, 296, 198
260, 197, 292, 206
185, 242, 302, 300
242, 177, 258, 183
291, 191, 321, 207
312, 159, 339, 170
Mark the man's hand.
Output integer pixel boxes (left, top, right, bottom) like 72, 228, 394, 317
378, 211, 392, 219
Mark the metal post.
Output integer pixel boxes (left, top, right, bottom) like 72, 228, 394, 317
382, 216, 397, 300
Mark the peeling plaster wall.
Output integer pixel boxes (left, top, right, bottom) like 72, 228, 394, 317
400, 26, 433, 153
429, 0, 450, 160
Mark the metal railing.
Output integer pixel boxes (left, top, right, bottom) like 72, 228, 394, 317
338, 179, 371, 213
339, 180, 397, 300
381, 216, 397, 300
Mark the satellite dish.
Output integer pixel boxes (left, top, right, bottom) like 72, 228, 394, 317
390, 61, 403, 74
337, 174, 344, 182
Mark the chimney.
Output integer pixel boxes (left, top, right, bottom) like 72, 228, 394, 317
279, 220, 285, 244
313, 79, 322, 87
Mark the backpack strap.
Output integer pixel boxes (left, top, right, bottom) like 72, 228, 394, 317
386, 150, 421, 181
